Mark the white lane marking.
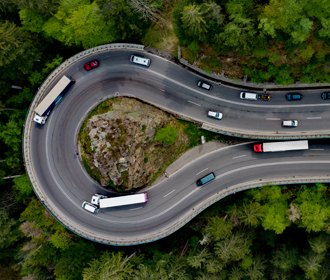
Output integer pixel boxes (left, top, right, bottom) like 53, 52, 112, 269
232, 155, 246, 160
130, 207, 142, 211
266, 118, 280, 120
158, 88, 165, 92
310, 149, 324, 151
188, 100, 201, 106
145, 142, 252, 191
164, 189, 176, 198
146, 68, 330, 108
196, 168, 209, 176
106, 160, 330, 224
72, 183, 77, 188
307, 117, 321, 119
46, 119, 77, 205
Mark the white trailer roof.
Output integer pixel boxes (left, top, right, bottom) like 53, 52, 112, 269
35, 75, 72, 116
263, 140, 308, 152
99, 193, 147, 208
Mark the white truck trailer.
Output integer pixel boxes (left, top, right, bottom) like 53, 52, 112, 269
254, 140, 308, 153
91, 193, 148, 208
33, 75, 75, 124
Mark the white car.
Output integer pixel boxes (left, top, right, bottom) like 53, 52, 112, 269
282, 120, 298, 127
207, 110, 223, 120
197, 80, 212, 90
240, 92, 258, 100
82, 201, 99, 214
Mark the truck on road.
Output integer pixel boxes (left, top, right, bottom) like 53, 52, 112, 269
33, 75, 75, 124
254, 140, 309, 153
91, 193, 148, 209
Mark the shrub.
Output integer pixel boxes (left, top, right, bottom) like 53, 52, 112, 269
155, 127, 178, 145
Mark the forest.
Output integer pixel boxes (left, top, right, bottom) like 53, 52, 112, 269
1, 0, 330, 279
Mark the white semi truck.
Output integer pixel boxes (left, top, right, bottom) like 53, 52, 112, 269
91, 193, 148, 209
254, 140, 309, 153
33, 75, 75, 124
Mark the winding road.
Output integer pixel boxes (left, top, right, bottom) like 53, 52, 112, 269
26, 49, 330, 245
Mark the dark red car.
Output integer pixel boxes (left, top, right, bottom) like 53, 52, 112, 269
84, 60, 99, 71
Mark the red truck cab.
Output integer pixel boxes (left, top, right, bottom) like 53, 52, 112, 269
254, 144, 263, 152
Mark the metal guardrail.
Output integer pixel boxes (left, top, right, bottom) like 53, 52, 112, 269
177, 46, 330, 92
23, 43, 330, 246
201, 123, 330, 140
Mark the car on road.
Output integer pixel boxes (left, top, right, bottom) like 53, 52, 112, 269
282, 120, 298, 127
240, 92, 258, 100
207, 110, 223, 120
258, 94, 271, 101
197, 80, 212, 90
321, 92, 330, 100
130, 55, 150, 67
196, 172, 215, 186
286, 93, 302, 101
82, 201, 99, 214
84, 60, 99, 71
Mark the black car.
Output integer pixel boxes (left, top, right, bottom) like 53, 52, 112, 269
286, 93, 302, 101
321, 92, 330, 100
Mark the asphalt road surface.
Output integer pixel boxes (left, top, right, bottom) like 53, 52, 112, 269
28, 50, 330, 244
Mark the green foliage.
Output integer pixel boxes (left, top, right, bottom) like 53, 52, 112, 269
12, 174, 33, 201
291, 18, 313, 44
294, 185, 330, 232
50, 230, 74, 250
0, 119, 22, 153
271, 244, 299, 271
0, 210, 22, 249
96, 0, 148, 40
0, 21, 43, 80
20, 198, 63, 232
181, 4, 207, 40
216, 15, 257, 55
155, 126, 178, 145
83, 251, 134, 280
214, 231, 252, 263
14, 0, 60, 17
187, 41, 199, 57
142, 125, 147, 132
300, 45, 315, 61
237, 202, 264, 227
299, 252, 324, 280
54, 241, 97, 280
308, 235, 329, 254
262, 201, 291, 234
205, 216, 233, 241
247, 186, 291, 233
20, 1, 119, 49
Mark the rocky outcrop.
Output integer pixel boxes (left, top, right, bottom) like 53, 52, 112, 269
81, 98, 172, 190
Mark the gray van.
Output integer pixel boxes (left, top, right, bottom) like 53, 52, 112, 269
240, 92, 258, 100
196, 172, 215, 186
130, 55, 151, 67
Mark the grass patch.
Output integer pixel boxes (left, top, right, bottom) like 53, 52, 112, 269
144, 119, 239, 187
142, 125, 147, 132
181, 48, 197, 64
198, 56, 223, 73
179, 120, 236, 148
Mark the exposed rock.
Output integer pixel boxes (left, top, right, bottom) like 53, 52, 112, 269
81, 98, 172, 190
